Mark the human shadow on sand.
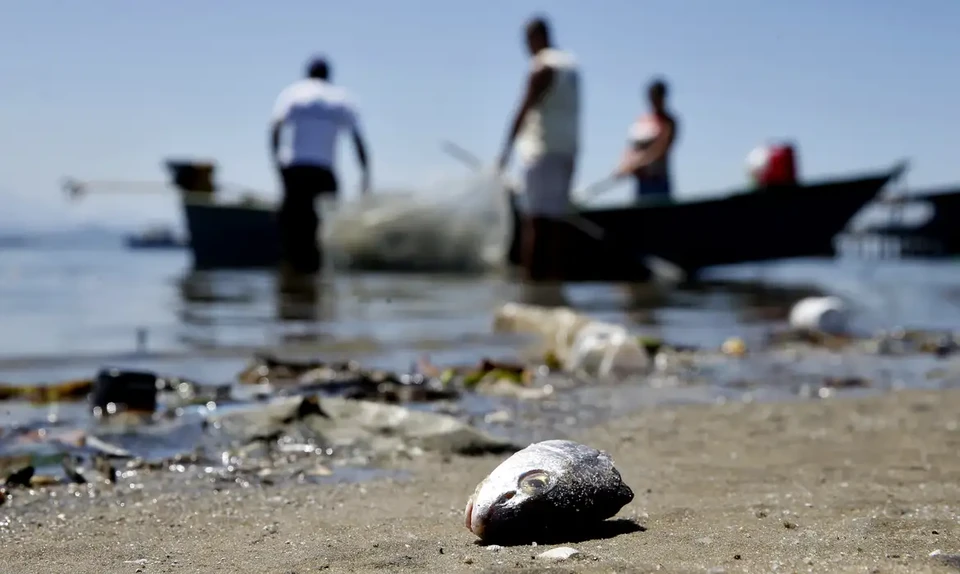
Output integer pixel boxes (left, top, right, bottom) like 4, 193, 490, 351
473, 518, 645, 547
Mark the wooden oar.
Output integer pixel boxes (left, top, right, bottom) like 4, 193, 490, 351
60, 177, 172, 199
439, 140, 484, 172
438, 140, 687, 284
439, 140, 620, 207
59, 177, 272, 209
439, 140, 611, 238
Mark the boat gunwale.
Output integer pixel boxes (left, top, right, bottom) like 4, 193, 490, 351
577, 159, 907, 214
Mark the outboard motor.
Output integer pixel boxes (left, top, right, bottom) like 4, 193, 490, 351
747, 142, 799, 188
164, 160, 217, 195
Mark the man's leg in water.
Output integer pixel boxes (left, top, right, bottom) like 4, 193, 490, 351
545, 155, 576, 281
545, 218, 569, 281
522, 154, 575, 282
520, 215, 537, 281
278, 167, 320, 275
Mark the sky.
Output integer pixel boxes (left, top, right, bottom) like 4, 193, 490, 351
2, 0, 959, 232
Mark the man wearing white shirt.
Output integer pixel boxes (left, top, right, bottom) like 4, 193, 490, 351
270, 56, 371, 274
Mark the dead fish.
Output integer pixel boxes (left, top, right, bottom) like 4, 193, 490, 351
464, 439, 634, 543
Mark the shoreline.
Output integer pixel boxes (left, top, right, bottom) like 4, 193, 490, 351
4, 388, 960, 573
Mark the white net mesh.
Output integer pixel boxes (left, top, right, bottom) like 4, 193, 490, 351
321, 168, 514, 273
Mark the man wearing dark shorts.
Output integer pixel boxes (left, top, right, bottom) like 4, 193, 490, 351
270, 56, 370, 274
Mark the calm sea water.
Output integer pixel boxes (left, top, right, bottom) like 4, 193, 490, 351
1, 232, 959, 384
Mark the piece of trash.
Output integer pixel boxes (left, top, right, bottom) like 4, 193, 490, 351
305, 465, 332, 477
537, 546, 581, 561
788, 296, 850, 336
5, 466, 34, 488
721, 337, 747, 357
464, 440, 633, 543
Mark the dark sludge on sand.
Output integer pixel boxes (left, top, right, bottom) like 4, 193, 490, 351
0, 351, 570, 498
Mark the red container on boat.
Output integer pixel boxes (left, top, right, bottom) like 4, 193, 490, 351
758, 144, 798, 186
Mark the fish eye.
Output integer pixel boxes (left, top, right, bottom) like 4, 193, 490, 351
518, 470, 550, 494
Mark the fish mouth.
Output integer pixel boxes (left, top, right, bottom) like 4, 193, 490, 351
464, 498, 485, 537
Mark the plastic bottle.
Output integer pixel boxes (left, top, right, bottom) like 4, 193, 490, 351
493, 303, 650, 377
788, 296, 850, 335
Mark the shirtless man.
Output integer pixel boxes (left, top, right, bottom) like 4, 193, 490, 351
497, 16, 581, 281
616, 78, 679, 202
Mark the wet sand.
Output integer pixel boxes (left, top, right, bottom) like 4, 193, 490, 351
5, 388, 960, 573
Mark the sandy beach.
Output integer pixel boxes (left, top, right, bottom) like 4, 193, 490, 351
1, 388, 958, 574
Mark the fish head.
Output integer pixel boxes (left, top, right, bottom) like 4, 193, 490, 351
464, 446, 563, 540
465, 440, 634, 542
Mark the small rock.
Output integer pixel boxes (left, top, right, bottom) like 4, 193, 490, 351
31, 475, 60, 488
536, 547, 581, 561
305, 465, 332, 477
463, 556, 474, 564
486, 545, 502, 552
484, 410, 512, 424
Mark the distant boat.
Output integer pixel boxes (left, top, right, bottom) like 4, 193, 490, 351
125, 225, 188, 250
849, 186, 960, 256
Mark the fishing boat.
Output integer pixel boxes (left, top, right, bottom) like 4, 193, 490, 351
124, 224, 189, 250
165, 161, 281, 269
62, 161, 281, 269
67, 157, 906, 278
507, 160, 909, 282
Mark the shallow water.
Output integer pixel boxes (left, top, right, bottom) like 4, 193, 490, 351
1, 232, 960, 481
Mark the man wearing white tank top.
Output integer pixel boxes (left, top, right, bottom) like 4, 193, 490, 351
497, 16, 580, 281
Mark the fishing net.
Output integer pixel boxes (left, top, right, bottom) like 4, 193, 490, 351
321, 169, 514, 273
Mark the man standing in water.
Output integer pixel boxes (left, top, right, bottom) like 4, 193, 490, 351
270, 55, 371, 275
497, 16, 581, 281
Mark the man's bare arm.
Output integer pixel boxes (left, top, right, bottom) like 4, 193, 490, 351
498, 66, 554, 170
352, 128, 371, 194
269, 121, 282, 168
617, 118, 676, 176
